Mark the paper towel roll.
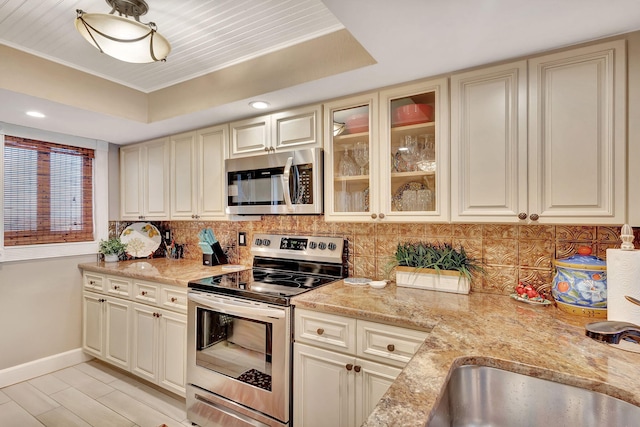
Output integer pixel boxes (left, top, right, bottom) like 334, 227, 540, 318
606, 249, 640, 324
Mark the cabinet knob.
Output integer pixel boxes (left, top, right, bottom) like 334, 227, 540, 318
346, 364, 353, 371
379, 213, 385, 219
141, 291, 147, 296
518, 212, 528, 220
354, 365, 361, 373
170, 297, 178, 303
370, 213, 377, 219
316, 328, 324, 336
99, 298, 106, 303
89, 280, 96, 285
264, 147, 270, 152
529, 213, 539, 221
387, 344, 395, 352
113, 285, 120, 290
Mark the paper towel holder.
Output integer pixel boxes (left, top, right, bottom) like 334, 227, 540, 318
621, 224, 634, 250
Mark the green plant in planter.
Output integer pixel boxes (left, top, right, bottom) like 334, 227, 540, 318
392, 241, 483, 282
98, 237, 128, 256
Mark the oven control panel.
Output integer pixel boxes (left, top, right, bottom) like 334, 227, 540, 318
251, 233, 345, 263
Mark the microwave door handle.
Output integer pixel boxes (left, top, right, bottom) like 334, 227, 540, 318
188, 293, 286, 318
281, 156, 295, 212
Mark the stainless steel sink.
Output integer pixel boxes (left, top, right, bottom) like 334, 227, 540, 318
427, 365, 640, 427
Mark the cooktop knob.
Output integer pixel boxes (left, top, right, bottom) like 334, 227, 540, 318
263, 239, 271, 246
255, 238, 263, 246
318, 242, 327, 250
309, 242, 318, 249
328, 242, 337, 251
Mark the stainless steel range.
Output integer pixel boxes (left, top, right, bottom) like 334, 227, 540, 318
186, 234, 347, 427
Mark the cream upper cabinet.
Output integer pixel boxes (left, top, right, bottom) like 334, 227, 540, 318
170, 125, 228, 220
528, 40, 626, 224
324, 93, 377, 221
120, 138, 170, 220
324, 78, 449, 222
451, 40, 626, 224
451, 61, 528, 223
229, 104, 322, 158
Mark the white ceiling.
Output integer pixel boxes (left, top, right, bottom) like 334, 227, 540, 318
2, 0, 640, 145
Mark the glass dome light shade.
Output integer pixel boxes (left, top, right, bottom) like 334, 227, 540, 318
75, 13, 170, 63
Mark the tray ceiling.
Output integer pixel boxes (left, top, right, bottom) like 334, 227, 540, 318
0, 0, 344, 92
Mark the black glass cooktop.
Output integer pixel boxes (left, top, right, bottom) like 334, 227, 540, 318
188, 268, 340, 306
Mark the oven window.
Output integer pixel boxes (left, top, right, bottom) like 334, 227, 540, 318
195, 307, 273, 391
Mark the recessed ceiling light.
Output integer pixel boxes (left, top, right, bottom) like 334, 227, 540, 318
26, 111, 46, 118
249, 101, 270, 110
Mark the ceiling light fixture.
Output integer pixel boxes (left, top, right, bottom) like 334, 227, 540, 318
75, 0, 171, 63
26, 111, 46, 118
250, 101, 270, 110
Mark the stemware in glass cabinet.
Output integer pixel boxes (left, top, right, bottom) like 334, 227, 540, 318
331, 104, 370, 213
389, 91, 437, 213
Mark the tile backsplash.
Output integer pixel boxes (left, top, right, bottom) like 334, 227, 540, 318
110, 217, 639, 296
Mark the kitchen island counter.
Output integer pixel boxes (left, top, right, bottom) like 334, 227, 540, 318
291, 281, 640, 427
78, 258, 249, 287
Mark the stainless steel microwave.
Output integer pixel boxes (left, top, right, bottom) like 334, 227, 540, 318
225, 147, 323, 215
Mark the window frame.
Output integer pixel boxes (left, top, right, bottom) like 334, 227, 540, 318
0, 123, 109, 262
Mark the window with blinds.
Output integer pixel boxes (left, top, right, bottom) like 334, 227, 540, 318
3, 135, 94, 246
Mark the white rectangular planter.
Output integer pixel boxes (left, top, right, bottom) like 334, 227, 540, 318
395, 266, 470, 294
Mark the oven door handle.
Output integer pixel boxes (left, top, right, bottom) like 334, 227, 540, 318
188, 293, 286, 318
281, 156, 295, 212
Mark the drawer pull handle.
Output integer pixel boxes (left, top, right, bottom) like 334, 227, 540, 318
316, 328, 324, 335
170, 297, 178, 303
89, 280, 96, 285
113, 285, 120, 290
141, 291, 147, 296
346, 364, 353, 371
387, 344, 395, 352
354, 365, 361, 373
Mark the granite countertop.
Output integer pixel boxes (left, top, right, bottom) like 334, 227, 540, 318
291, 281, 640, 427
78, 258, 250, 287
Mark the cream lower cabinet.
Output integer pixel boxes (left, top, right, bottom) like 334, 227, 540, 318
451, 40, 626, 224
82, 292, 131, 371
82, 271, 187, 396
293, 309, 427, 427
131, 303, 187, 396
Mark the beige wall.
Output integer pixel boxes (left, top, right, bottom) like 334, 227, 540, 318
0, 254, 95, 370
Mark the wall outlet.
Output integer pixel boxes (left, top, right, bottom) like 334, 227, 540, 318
238, 232, 247, 246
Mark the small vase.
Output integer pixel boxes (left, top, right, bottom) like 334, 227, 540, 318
395, 266, 470, 294
103, 254, 119, 263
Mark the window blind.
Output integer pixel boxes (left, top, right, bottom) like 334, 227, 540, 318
3, 135, 95, 246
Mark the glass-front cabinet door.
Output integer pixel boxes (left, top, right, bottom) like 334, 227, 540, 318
379, 78, 449, 222
324, 94, 378, 220
324, 78, 448, 222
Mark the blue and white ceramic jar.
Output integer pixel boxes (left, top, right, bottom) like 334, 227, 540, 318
552, 247, 607, 318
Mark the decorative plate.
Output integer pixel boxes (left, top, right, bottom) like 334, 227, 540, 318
510, 293, 552, 306
120, 222, 161, 258
392, 181, 427, 211
344, 277, 371, 286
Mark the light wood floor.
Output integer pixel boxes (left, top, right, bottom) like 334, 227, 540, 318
0, 360, 192, 427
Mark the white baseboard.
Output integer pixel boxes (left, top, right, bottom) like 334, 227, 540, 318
0, 348, 93, 388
